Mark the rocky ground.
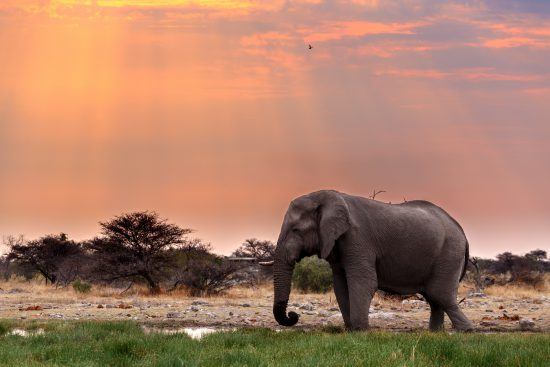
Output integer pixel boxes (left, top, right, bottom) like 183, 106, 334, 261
0, 284, 547, 332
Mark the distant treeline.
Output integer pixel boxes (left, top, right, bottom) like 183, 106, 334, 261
466, 249, 549, 290
0, 211, 275, 295
1, 211, 548, 294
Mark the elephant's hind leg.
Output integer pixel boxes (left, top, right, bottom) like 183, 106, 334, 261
424, 287, 474, 332
424, 240, 474, 332
426, 299, 445, 331
425, 291, 473, 331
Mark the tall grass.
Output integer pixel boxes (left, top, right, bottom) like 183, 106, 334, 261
0, 321, 548, 367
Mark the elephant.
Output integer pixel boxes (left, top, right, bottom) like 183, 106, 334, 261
269, 190, 474, 331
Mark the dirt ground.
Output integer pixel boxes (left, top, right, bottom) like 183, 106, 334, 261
0, 281, 548, 332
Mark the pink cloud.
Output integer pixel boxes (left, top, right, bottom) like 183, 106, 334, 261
240, 32, 294, 47
374, 67, 545, 82
354, 42, 445, 58
374, 68, 449, 79
483, 37, 549, 49
473, 20, 550, 49
301, 20, 427, 43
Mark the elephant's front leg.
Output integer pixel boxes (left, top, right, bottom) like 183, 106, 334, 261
331, 264, 351, 329
346, 263, 377, 331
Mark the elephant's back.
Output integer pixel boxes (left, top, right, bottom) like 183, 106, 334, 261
399, 200, 467, 239
372, 200, 467, 291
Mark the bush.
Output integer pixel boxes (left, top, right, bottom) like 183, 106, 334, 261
293, 256, 333, 293
73, 279, 92, 294
167, 247, 244, 296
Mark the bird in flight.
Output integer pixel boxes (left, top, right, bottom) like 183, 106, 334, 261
308, 44, 313, 50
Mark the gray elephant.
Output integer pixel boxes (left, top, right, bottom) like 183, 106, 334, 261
269, 190, 474, 331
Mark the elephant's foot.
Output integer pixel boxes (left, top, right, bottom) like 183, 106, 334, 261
445, 304, 475, 332
429, 324, 445, 332
348, 320, 370, 331
452, 322, 475, 333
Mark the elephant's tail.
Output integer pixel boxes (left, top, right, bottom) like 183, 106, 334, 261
459, 240, 469, 282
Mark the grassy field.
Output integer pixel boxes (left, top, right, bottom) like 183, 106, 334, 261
0, 321, 548, 367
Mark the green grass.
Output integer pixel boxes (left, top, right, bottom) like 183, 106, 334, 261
0, 320, 548, 367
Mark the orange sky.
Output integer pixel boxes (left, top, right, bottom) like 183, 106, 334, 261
1, 0, 549, 257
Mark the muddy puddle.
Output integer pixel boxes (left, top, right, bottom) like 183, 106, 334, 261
142, 326, 236, 340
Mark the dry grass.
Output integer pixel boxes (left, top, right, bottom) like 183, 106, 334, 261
484, 284, 548, 298
1, 276, 548, 304
0, 277, 277, 303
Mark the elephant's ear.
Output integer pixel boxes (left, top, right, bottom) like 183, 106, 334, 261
318, 192, 350, 259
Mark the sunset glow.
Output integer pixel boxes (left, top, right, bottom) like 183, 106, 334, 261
1, 0, 549, 256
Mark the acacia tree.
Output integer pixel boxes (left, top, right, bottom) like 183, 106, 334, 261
87, 211, 192, 293
5, 233, 83, 285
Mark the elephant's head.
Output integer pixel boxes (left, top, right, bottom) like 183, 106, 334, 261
272, 190, 350, 326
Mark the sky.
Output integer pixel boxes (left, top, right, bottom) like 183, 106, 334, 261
1, 0, 549, 257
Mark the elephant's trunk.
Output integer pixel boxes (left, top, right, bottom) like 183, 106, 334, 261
273, 253, 299, 327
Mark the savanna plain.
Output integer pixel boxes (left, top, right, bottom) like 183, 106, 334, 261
1, 278, 549, 367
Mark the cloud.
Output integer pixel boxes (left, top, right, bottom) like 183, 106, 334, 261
301, 20, 428, 43
374, 67, 545, 82
482, 37, 549, 49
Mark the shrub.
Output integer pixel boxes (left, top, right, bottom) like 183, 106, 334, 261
172, 253, 243, 296
293, 256, 333, 293
73, 279, 92, 294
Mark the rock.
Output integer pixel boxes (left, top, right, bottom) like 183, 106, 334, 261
328, 307, 339, 312
229, 311, 234, 316
106, 304, 115, 309
318, 310, 330, 317
192, 301, 210, 306
519, 318, 535, 331
97, 304, 104, 309
469, 292, 487, 298
370, 311, 395, 320
498, 313, 520, 321
299, 303, 315, 311
166, 312, 182, 319
240, 303, 251, 308
117, 303, 133, 309
188, 305, 200, 312
402, 300, 423, 307
19, 305, 43, 311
